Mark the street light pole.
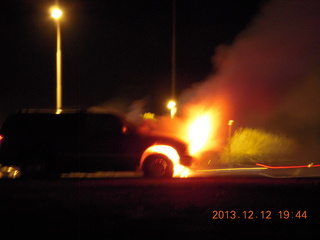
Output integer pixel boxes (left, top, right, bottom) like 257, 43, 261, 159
228, 120, 234, 139
171, 0, 176, 101
167, 0, 177, 119
51, 7, 63, 114
56, 17, 62, 114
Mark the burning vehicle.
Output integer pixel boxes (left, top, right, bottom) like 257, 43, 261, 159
0, 109, 193, 179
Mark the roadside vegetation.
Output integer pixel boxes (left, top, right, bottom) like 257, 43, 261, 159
219, 128, 298, 166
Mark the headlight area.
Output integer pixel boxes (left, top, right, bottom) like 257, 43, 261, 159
140, 145, 192, 178
0, 165, 20, 179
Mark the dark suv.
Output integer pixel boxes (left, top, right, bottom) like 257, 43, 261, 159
0, 109, 193, 178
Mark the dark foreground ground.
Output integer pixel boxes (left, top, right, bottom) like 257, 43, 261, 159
1, 177, 319, 239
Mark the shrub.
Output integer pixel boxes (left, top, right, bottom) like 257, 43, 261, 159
219, 128, 298, 165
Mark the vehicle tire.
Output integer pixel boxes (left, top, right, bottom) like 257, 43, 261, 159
142, 154, 174, 178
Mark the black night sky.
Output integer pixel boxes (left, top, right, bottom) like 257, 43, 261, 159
2, 0, 320, 145
1, 0, 266, 123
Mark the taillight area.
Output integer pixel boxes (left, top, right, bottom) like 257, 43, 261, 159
0, 134, 3, 144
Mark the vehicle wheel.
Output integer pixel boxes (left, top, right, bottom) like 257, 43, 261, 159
143, 154, 174, 178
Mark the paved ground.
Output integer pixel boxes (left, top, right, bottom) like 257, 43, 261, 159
0, 177, 320, 239
2, 162, 320, 179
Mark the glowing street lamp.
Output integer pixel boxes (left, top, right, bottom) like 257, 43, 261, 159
51, 7, 63, 114
167, 100, 177, 119
51, 8, 62, 19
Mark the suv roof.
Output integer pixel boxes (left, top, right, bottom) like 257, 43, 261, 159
17, 108, 85, 114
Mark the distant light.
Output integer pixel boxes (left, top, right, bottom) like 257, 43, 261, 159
167, 100, 177, 119
51, 8, 63, 19
0, 134, 3, 142
56, 109, 63, 115
167, 100, 176, 109
228, 120, 234, 126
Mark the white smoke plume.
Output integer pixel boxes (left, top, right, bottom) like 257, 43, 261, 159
179, 0, 320, 136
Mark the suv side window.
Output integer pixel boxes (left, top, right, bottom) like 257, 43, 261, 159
86, 114, 123, 136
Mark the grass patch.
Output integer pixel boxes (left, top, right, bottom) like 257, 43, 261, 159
219, 128, 298, 166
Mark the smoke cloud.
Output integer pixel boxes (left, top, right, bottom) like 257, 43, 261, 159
90, 0, 320, 159
180, 0, 320, 138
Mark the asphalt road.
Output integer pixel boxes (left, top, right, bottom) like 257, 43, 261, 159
1, 177, 320, 240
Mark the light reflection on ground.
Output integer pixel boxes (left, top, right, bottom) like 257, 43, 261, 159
1, 165, 320, 179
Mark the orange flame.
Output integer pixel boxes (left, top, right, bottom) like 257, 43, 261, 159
182, 106, 221, 157
173, 164, 190, 178
142, 144, 190, 178
141, 102, 225, 178
188, 113, 213, 155
177, 106, 222, 177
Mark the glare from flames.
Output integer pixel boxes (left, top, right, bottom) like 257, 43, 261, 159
188, 113, 213, 155
142, 145, 190, 177
143, 105, 222, 178
182, 106, 220, 157
176, 107, 220, 177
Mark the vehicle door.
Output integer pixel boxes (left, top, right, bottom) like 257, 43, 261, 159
79, 114, 128, 171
